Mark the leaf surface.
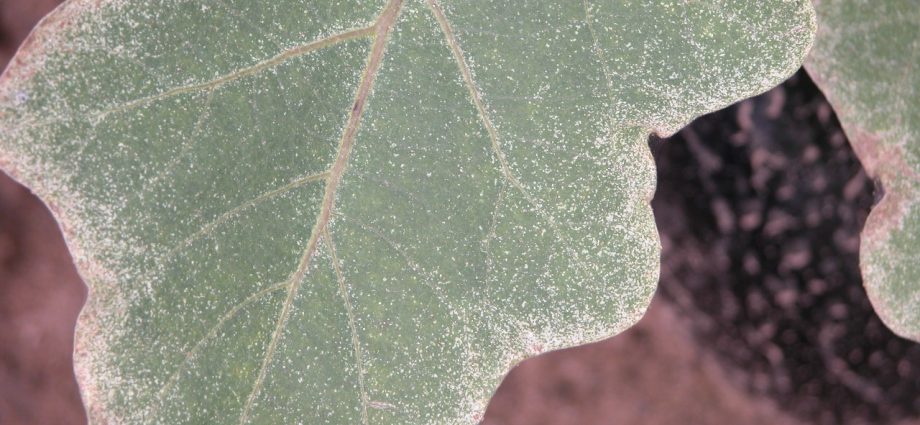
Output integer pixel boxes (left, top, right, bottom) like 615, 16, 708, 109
0, 0, 813, 423
806, 0, 920, 340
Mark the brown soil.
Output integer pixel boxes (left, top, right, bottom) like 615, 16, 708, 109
0, 172, 86, 425
484, 298, 800, 425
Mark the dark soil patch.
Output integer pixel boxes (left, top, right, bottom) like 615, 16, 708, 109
651, 71, 920, 424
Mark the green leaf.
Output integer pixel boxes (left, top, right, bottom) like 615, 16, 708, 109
0, 0, 813, 423
806, 1, 920, 341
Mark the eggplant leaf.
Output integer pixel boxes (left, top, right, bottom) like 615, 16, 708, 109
807, 0, 920, 341
0, 0, 813, 423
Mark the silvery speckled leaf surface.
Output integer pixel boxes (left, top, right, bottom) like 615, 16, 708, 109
0, 0, 813, 423
806, 0, 920, 341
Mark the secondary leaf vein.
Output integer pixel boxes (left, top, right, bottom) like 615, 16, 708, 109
323, 228, 371, 425
426, 0, 594, 281
146, 280, 288, 418
11, 25, 375, 134
159, 169, 330, 263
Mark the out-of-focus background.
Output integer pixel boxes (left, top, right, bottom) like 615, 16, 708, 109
1, 2, 919, 424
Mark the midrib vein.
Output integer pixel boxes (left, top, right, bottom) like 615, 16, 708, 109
237, 0, 403, 423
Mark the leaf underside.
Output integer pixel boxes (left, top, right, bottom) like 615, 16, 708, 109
806, 0, 920, 341
0, 0, 813, 423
